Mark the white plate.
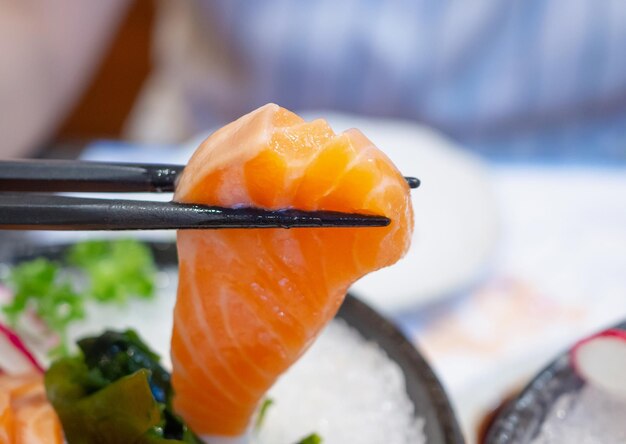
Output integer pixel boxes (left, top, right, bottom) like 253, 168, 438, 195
77, 112, 499, 313
316, 113, 500, 313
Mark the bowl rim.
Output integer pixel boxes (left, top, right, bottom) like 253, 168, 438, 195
485, 322, 626, 443
339, 294, 464, 444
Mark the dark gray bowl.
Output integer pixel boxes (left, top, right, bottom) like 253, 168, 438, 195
485, 322, 626, 443
2, 241, 464, 444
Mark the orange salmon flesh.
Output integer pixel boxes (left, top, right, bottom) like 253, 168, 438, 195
172, 104, 413, 436
0, 373, 63, 444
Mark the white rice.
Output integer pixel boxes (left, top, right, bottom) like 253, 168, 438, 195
254, 319, 425, 444
65, 268, 426, 444
531, 385, 626, 444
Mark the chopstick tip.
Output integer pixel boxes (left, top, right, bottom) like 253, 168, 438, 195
405, 176, 420, 189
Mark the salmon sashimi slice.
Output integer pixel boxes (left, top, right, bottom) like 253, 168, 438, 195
172, 104, 413, 437
0, 373, 63, 444
0, 391, 13, 444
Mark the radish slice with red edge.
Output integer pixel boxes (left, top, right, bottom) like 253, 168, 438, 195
0, 322, 44, 374
571, 329, 626, 398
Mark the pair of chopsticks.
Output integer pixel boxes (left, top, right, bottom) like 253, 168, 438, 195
0, 160, 419, 230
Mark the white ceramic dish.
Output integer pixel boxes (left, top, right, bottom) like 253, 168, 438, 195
49, 112, 499, 313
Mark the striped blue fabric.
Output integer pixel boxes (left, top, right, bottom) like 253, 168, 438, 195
187, 0, 626, 161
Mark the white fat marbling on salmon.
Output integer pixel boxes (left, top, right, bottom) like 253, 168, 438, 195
219, 287, 290, 378
177, 104, 279, 198
175, 281, 247, 403
217, 165, 252, 206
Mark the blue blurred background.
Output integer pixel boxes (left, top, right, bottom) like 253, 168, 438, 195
2, 0, 626, 163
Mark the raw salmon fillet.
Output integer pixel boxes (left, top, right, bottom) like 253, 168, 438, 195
172, 104, 413, 436
0, 373, 63, 444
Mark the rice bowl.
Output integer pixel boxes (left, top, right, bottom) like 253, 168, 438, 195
4, 242, 463, 444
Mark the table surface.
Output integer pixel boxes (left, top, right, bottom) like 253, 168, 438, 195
396, 164, 626, 442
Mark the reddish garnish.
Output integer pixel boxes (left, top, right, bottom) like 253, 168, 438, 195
571, 329, 626, 398
0, 322, 44, 374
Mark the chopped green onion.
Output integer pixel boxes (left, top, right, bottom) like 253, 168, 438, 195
1, 239, 157, 355
2, 258, 83, 352
67, 239, 156, 303
296, 433, 323, 444
255, 397, 274, 430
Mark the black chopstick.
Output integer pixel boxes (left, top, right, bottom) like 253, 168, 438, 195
0, 194, 390, 230
0, 159, 183, 193
0, 160, 420, 192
